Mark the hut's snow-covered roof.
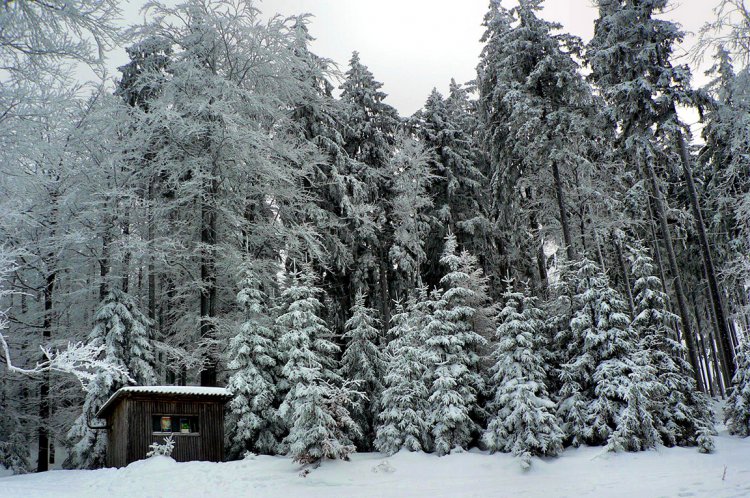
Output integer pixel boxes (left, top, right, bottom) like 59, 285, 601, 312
96, 385, 232, 418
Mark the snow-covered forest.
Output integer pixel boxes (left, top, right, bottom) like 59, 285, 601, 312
1, 0, 750, 483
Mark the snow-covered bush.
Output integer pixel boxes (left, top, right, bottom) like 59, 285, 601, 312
147, 436, 175, 458
0, 430, 30, 475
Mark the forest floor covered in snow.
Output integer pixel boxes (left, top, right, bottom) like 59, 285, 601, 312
2, 427, 750, 498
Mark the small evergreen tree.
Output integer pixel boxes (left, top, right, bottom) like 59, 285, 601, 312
484, 280, 563, 469
375, 295, 430, 455
725, 337, 750, 437
606, 368, 662, 452
226, 264, 282, 457
0, 415, 30, 474
629, 248, 715, 448
65, 289, 153, 469
557, 258, 637, 447
425, 235, 487, 456
340, 290, 385, 450
277, 265, 359, 464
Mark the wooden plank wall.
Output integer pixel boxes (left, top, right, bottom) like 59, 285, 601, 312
126, 397, 225, 465
107, 400, 130, 468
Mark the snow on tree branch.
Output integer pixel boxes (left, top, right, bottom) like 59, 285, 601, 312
0, 250, 133, 391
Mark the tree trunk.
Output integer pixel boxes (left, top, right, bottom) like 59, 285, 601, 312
37, 189, 59, 473
639, 146, 704, 391
738, 291, 750, 340
676, 131, 736, 380
647, 203, 670, 295
200, 175, 218, 387
147, 181, 159, 382
529, 206, 548, 293
703, 285, 731, 390
120, 193, 131, 293
594, 232, 606, 273
121, 227, 131, 293
36, 259, 56, 472
379, 245, 391, 334
536, 233, 548, 297
552, 161, 576, 261
645, 199, 684, 346
613, 237, 635, 317
705, 305, 726, 398
708, 330, 725, 398
691, 288, 725, 396
99, 227, 110, 302
690, 293, 714, 397
697, 331, 713, 398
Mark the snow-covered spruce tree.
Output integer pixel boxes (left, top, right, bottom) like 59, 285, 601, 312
375, 293, 431, 455
629, 247, 715, 448
89, 289, 156, 385
557, 258, 641, 447
0, 429, 30, 474
65, 289, 154, 469
484, 279, 563, 469
477, 0, 603, 289
387, 133, 435, 296
725, 337, 750, 437
605, 367, 662, 452
587, 0, 732, 389
277, 265, 359, 464
339, 50, 401, 328
699, 49, 750, 341
424, 235, 487, 456
226, 263, 282, 457
410, 87, 487, 289
340, 290, 385, 450
287, 19, 374, 339
339, 51, 400, 167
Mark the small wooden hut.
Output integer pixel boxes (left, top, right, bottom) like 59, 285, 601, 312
95, 386, 233, 467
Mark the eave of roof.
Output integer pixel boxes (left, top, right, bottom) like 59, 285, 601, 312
95, 386, 233, 419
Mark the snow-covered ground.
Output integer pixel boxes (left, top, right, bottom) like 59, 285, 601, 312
2, 428, 749, 498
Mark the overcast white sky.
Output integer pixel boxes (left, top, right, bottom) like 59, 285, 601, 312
113, 0, 719, 116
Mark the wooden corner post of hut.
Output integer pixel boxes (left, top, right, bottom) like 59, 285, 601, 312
95, 386, 233, 468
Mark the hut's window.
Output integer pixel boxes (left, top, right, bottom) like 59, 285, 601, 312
152, 415, 199, 434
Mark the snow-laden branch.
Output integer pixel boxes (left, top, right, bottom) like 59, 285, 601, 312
0, 333, 133, 390
0, 250, 133, 391
0, 327, 134, 391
